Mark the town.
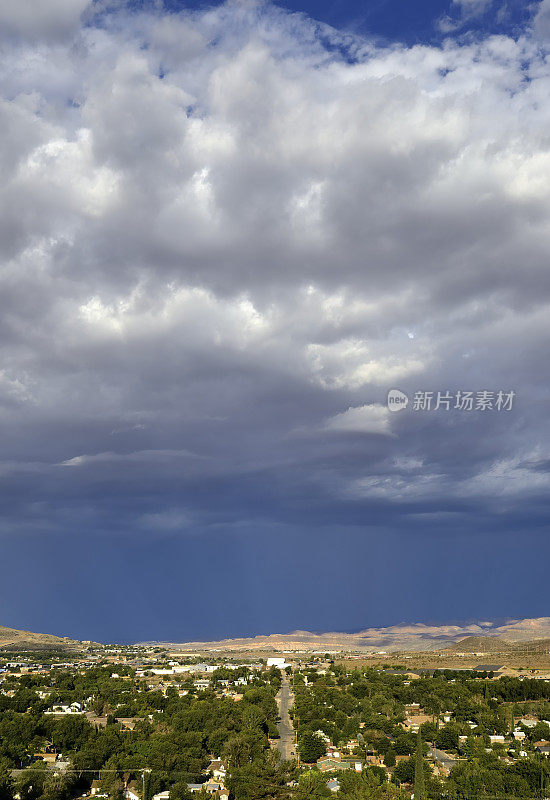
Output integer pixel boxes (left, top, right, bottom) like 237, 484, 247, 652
0, 642, 549, 799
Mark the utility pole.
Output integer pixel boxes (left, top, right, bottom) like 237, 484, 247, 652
142, 768, 151, 800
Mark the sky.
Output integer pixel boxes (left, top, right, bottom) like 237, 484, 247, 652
0, 0, 549, 644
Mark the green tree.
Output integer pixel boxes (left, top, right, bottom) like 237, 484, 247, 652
339, 770, 405, 800
435, 724, 459, 752
16, 763, 48, 800
414, 732, 426, 800
0, 760, 14, 800
222, 732, 261, 768
170, 783, 194, 800
530, 721, 550, 742
295, 770, 331, 800
298, 733, 326, 763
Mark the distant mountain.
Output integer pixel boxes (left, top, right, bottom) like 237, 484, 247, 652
165, 617, 550, 653
0, 625, 83, 651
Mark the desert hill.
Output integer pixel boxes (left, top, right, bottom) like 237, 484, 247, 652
513, 638, 550, 654
0, 624, 83, 651
445, 636, 516, 653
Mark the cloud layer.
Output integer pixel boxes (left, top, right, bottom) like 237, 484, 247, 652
0, 0, 549, 541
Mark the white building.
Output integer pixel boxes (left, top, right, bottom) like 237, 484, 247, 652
266, 657, 289, 669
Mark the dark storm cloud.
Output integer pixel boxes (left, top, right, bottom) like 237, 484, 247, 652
0, 0, 549, 545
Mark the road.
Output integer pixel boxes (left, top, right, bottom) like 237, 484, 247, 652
431, 747, 459, 774
276, 673, 296, 760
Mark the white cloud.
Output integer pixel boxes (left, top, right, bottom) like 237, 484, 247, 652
59, 449, 201, 467
347, 449, 550, 506
438, 0, 494, 32
0, 0, 90, 41
533, 0, 550, 38
0, 0, 549, 531
323, 405, 393, 435
307, 340, 427, 389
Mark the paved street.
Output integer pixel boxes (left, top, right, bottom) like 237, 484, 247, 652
276, 673, 296, 760
431, 746, 459, 774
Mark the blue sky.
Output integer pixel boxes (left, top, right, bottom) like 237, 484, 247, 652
158, 0, 533, 44
2, 526, 549, 644
0, 0, 549, 643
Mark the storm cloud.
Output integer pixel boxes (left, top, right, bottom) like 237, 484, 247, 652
0, 0, 549, 551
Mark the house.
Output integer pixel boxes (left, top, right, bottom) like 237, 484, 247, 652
45, 701, 84, 715
47, 704, 70, 714
266, 658, 289, 669
219, 790, 230, 800
36, 742, 57, 754
402, 714, 431, 733
316, 758, 351, 773
489, 735, 506, 745
187, 785, 204, 793
474, 665, 504, 673
86, 713, 108, 729
32, 740, 59, 764
208, 759, 228, 781
152, 793, 170, 800
33, 752, 58, 764
90, 781, 108, 798
535, 741, 550, 756
203, 780, 223, 794
194, 680, 211, 691
124, 783, 141, 800
327, 779, 340, 792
